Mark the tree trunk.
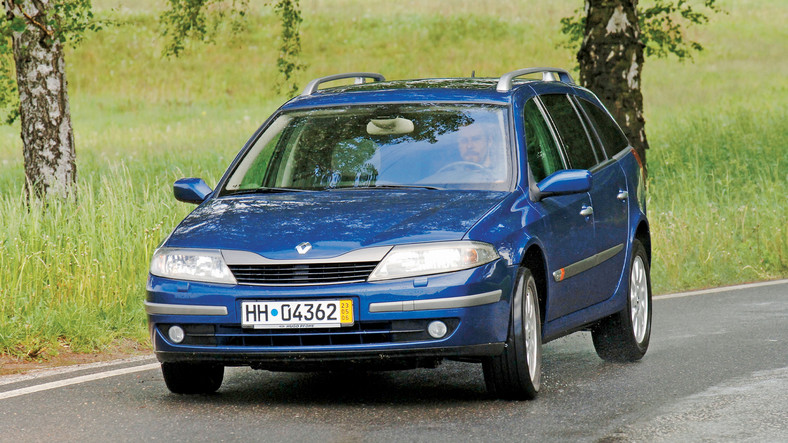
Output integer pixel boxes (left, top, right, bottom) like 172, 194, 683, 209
7, 0, 76, 199
578, 0, 648, 169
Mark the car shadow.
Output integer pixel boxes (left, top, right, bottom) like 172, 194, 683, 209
155, 333, 613, 406
214, 361, 488, 405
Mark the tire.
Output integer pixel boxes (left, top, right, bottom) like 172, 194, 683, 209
483, 268, 542, 400
161, 362, 224, 395
592, 239, 652, 362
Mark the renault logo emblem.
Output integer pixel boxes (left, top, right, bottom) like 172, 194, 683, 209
295, 242, 312, 255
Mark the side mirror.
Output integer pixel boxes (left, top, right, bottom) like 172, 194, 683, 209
174, 178, 212, 204
533, 169, 591, 201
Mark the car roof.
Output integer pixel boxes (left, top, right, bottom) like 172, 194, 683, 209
281, 68, 584, 111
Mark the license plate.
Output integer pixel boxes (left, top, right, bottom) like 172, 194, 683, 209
241, 299, 354, 329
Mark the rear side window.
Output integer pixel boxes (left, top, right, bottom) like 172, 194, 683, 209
539, 94, 598, 170
523, 99, 564, 183
577, 98, 630, 157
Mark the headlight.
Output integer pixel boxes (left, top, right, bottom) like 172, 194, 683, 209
150, 248, 237, 285
368, 241, 499, 281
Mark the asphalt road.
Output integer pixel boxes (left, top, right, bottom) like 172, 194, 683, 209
1, 281, 786, 442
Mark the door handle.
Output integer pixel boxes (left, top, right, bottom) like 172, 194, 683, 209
617, 191, 629, 201
580, 206, 594, 217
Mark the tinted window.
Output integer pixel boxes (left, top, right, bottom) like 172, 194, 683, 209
523, 99, 564, 183
577, 98, 630, 157
540, 94, 598, 170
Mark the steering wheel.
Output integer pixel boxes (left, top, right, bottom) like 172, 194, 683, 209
434, 161, 486, 175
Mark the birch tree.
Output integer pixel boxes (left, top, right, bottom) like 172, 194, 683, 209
1, 0, 303, 199
1, 0, 97, 199
562, 0, 721, 169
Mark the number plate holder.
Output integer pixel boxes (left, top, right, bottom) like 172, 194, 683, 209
240, 299, 354, 329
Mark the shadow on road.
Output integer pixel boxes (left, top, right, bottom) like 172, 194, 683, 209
154, 333, 616, 407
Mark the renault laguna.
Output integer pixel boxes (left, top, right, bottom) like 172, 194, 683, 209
146, 68, 652, 399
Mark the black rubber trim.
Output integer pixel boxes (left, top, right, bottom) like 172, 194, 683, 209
554, 243, 624, 282
155, 343, 505, 365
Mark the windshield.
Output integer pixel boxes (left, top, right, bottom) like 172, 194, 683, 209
223, 104, 512, 193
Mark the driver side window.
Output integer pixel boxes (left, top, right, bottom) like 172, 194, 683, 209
523, 99, 565, 183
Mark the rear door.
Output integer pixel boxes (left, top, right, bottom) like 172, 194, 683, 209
575, 97, 632, 303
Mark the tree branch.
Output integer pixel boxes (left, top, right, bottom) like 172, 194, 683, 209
9, 0, 54, 37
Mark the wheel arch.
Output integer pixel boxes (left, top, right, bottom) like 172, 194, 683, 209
521, 244, 547, 328
634, 220, 651, 265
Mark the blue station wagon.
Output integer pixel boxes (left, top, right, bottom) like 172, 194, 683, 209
146, 68, 652, 399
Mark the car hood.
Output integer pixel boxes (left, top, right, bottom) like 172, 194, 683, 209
165, 190, 508, 260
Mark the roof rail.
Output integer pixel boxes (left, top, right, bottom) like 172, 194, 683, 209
496, 67, 575, 92
301, 73, 386, 96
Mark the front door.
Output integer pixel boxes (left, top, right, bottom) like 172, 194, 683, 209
522, 97, 598, 321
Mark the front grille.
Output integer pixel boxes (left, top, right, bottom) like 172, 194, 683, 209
221, 321, 413, 347
228, 262, 378, 285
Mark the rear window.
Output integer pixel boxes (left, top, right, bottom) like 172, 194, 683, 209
577, 98, 630, 158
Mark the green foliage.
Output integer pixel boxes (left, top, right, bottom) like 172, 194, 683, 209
160, 0, 249, 57
0, 17, 21, 124
560, 0, 724, 61
558, 7, 584, 53
50, 0, 103, 47
0, 44, 19, 125
161, 0, 304, 95
0, 0, 102, 124
639, 0, 724, 59
273, 0, 304, 95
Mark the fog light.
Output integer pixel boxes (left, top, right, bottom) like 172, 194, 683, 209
168, 325, 185, 343
427, 321, 448, 339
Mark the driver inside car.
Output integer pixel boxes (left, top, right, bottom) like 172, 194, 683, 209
457, 124, 494, 167
417, 119, 508, 186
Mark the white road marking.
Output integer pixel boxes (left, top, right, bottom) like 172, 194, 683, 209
0, 363, 159, 401
655, 279, 788, 300
0, 355, 155, 387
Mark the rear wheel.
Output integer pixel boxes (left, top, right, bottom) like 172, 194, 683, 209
592, 239, 652, 362
161, 362, 224, 394
483, 268, 541, 400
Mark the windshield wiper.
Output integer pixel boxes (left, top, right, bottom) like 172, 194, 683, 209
331, 184, 444, 191
228, 186, 316, 195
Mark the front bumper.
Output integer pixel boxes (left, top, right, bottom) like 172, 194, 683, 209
146, 260, 515, 366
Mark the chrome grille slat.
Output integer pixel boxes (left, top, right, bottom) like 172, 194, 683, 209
228, 261, 378, 285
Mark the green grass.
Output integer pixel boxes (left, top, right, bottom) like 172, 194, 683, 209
0, 0, 786, 358
648, 104, 787, 289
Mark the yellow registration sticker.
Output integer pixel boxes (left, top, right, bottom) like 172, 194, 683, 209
340, 299, 354, 324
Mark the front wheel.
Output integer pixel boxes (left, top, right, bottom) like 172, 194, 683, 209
483, 268, 542, 400
592, 239, 652, 362
161, 362, 224, 394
